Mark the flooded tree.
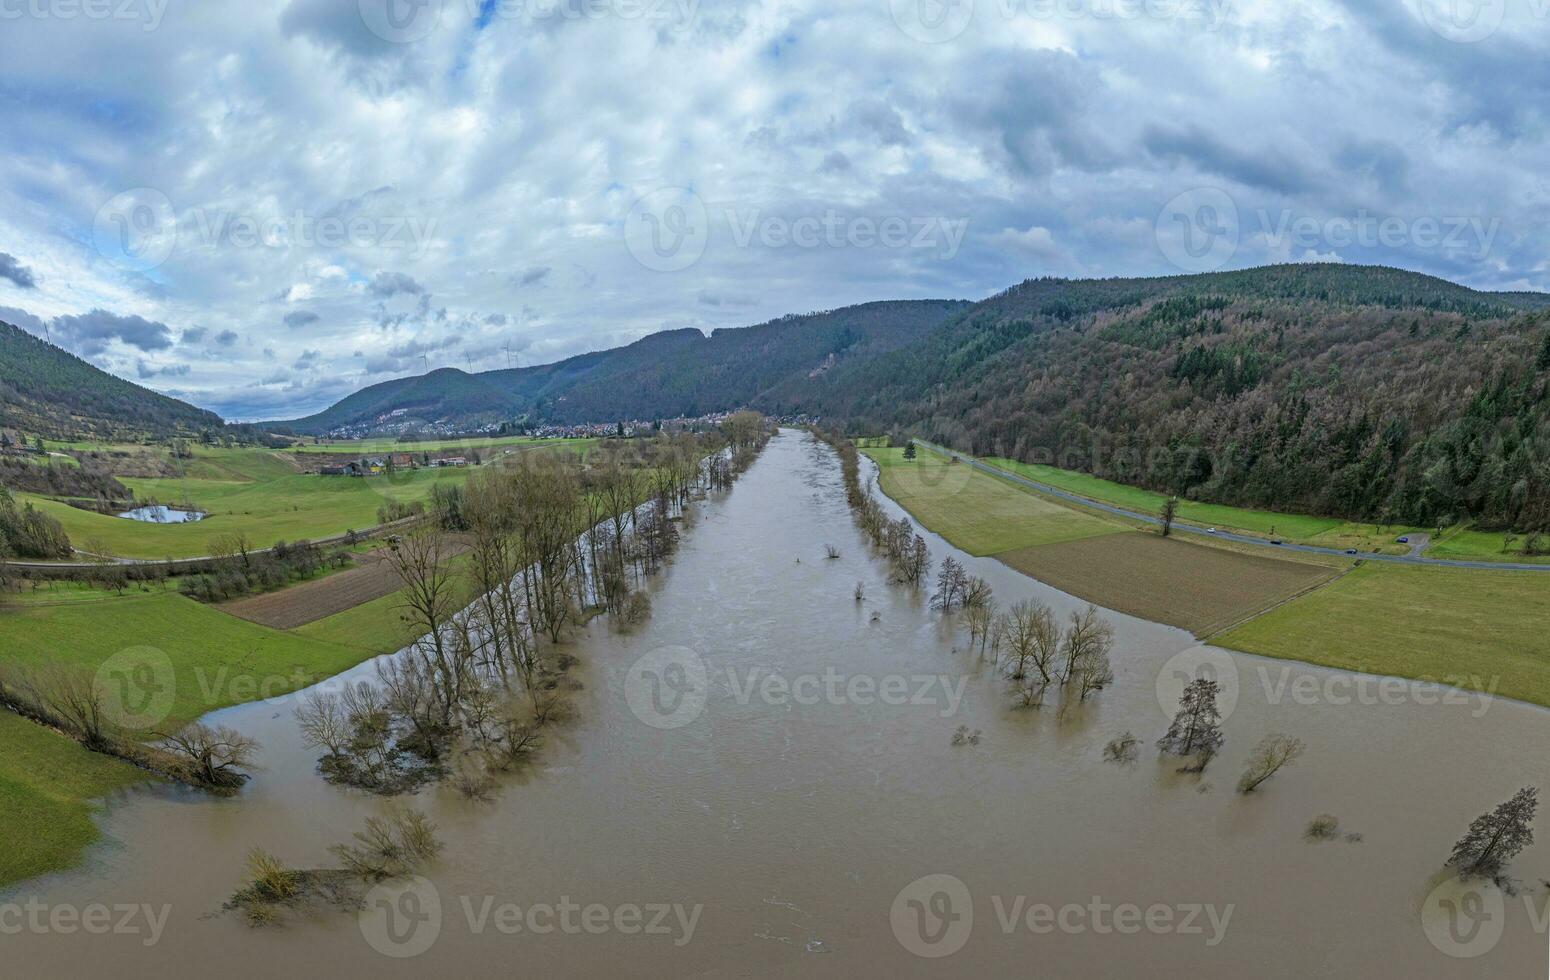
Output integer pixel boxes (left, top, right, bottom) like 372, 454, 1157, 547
1061, 605, 1115, 698
1103, 732, 1140, 764
1236, 734, 1305, 794
157, 723, 258, 790
999, 599, 1059, 685
1447, 787, 1538, 883
1157, 678, 1225, 766
931, 556, 968, 611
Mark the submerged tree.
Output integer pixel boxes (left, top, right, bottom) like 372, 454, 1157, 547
1158, 678, 1225, 763
1236, 734, 1304, 794
1446, 787, 1538, 883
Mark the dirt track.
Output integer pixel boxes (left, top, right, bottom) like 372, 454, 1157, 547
997, 531, 1341, 637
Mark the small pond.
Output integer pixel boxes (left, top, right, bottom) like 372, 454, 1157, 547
116, 505, 206, 523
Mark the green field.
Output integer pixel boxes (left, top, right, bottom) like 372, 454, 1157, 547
977, 456, 1432, 554
295, 588, 418, 654
863, 448, 1119, 555
1218, 564, 1550, 707
0, 712, 146, 887
16, 440, 596, 559
0, 591, 388, 885
1425, 526, 1550, 564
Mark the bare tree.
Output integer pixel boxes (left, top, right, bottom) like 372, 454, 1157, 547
157, 723, 258, 789
1062, 605, 1115, 699
1237, 734, 1305, 793
1159, 497, 1179, 537
999, 599, 1060, 685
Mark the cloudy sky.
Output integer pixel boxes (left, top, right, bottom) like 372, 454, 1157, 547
0, 0, 1546, 420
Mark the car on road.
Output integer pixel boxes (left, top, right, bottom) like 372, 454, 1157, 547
1397, 536, 1409, 543
1345, 548, 1358, 554
1271, 539, 1283, 545
1207, 527, 1217, 534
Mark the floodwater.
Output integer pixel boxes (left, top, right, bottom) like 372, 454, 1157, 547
8, 430, 1550, 977
116, 505, 205, 524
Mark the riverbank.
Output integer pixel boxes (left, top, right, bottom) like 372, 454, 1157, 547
863, 444, 1550, 708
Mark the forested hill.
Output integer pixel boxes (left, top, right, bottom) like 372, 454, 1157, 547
0, 319, 226, 440
274, 299, 969, 433
778, 264, 1550, 533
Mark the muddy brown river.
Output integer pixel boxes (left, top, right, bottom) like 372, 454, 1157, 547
6, 430, 1548, 977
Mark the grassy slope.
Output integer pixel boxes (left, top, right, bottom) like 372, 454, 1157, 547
295, 589, 416, 655
0, 593, 385, 886
1426, 526, 1550, 564
864, 447, 1119, 555
980, 456, 1428, 554
15, 441, 595, 559
1217, 564, 1550, 707
867, 441, 1550, 709
0, 713, 146, 887
19, 466, 471, 558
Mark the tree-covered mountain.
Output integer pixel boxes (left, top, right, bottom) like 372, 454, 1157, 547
781, 264, 1550, 533
0, 319, 227, 441
273, 300, 969, 433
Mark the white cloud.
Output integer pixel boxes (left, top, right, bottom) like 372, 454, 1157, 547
0, 0, 1542, 419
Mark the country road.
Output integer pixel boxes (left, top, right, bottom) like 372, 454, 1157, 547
914, 440, 1550, 573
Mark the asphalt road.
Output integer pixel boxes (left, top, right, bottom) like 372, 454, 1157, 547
914, 441, 1550, 573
